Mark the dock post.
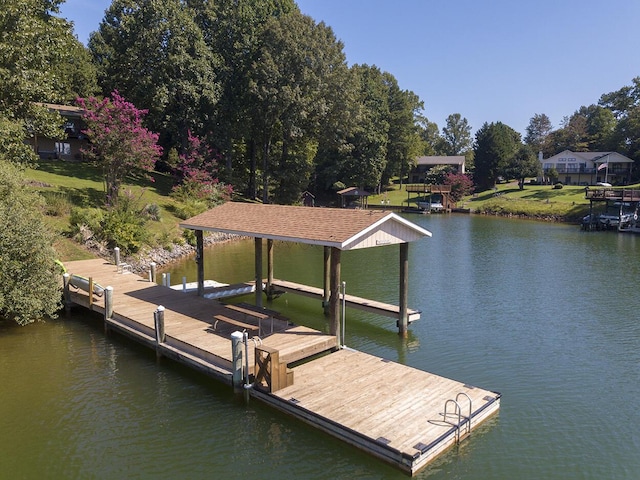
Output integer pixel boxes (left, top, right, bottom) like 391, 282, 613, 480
114, 247, 120, 267
154, 305, 165, 359
182, 276, 187, 293
230, 331, 244, 394
149, 262, 156, 283
398, 242, 409, 337
254, 237, 263, 308
161, 273, 166, 287
62, 273, 71, 315
104, 286, 113, 334
88, 277, 94, 308
323, 247, 331, 314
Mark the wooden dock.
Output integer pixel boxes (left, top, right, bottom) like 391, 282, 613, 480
270, 278, 422, 323
63, 259, 500, 476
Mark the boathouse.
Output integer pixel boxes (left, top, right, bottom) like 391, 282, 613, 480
179, 202, 432, 339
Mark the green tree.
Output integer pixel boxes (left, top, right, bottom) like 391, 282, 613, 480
441, 113, 472, 156
248, 10, 350, 203
504, 145, 540, 189
598, 76, 640, 119
90, 0, 220, 153
524, 113, 553, 156
382, 78, 424, 187
190, 0, 295, 183
0, 0, 92, 163
416, 115, 442, 155
0, 160, 61, 325
473, 121, 521, 190
339, 64, 390, 191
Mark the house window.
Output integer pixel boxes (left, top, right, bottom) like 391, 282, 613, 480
55, 142, 71, 155
543, 163, 553, 170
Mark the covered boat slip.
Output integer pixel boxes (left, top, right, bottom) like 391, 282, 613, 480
180, 202, 432, 337
63, 258, 500, 475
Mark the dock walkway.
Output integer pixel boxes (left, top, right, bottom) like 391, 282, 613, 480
63, 259, 499, 476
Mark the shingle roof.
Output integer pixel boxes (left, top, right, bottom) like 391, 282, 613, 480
180, 202, 431, 250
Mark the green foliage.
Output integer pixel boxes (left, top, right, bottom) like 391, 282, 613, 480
171, 198, 209, 220
0, 0, 96, 165
90, 0, 220, 153
41, 191, 73, 216
99, 191, 149, 254
473, 121, 522, 191
69, 207, 104, 237
441, 113, 472, 156
0, 160, 61, 325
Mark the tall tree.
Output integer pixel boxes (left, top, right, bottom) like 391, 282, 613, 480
339, 64, 390, 191
0, 0, 94, 163
441, 113, 472, 156
598, 76, 640, 119
473, 121, 521, 190
77, 91, 163, 205
89, 0, 220, 153
416, 115, 442, 155
524, 113, 553, 157
248, 10, 350, 203
382, 77, 424, 187
189, 0, 295, 184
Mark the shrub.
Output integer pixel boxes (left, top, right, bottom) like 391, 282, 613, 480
553, 182, 563, 189
69, 207, 103, 238
142, 203, 161, 221
42, 191, 73, 216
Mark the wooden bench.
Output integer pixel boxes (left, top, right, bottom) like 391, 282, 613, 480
224, 304, 273, 336
213, 314, 259, 337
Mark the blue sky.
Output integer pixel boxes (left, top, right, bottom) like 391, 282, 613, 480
59, 0, 640, 136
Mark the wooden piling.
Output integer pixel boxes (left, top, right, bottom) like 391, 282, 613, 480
62, 273, 71, 315
154, 305, 165, 359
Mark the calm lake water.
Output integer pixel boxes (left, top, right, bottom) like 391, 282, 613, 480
2, 214, 639, 479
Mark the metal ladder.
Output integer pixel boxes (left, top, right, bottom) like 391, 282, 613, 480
443, 392, 472, 444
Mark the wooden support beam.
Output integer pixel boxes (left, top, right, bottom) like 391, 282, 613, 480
196, 230, 204, 296
399, 242, 409, 337
266, 239, 274, 300
255, 237, 263, 308
330, 246, 341, 345
323, 246, 330, 313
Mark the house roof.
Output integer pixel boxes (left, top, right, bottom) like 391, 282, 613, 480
180, 202, 432, 251
415, 155, 465, 166
544, 150, 634, 164
337, 186, 370, 196
36, 102, 84, 119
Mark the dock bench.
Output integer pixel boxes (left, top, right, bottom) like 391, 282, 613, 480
224, 304, 273, 336
213, 314, 260, 337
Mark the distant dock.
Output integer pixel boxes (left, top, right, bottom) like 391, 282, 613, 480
63, 258, 500, 476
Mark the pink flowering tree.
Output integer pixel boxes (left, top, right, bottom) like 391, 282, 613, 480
77, 91, 163, 205
171, 131, 232, 207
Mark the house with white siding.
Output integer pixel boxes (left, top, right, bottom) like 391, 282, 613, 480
537, 150, 633, 186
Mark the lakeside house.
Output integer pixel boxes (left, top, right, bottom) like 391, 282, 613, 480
28, 103, 87, 161
537, 150, 633, 186
409, 155, 466, 183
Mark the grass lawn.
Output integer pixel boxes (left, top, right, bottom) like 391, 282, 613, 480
368, 180, 639, 223
26, 160, 187, 261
